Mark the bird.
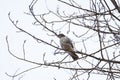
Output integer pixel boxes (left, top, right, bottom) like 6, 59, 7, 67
58, 34, 79, 60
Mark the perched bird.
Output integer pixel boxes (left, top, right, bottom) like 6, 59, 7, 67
58, 34, 79, 60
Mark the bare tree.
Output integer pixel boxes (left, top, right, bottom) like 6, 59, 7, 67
6, 0, 120, 80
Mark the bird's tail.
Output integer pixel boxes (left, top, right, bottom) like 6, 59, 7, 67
69, 52, 79, 60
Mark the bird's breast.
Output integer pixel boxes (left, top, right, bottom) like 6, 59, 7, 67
60, 37, 73, 52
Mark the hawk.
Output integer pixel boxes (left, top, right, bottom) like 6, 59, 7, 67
58, 34, 79, 60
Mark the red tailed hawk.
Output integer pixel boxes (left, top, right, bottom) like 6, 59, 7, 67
58, 34, 79, 60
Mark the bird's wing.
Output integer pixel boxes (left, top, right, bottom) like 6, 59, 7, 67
65, 37, 74, 48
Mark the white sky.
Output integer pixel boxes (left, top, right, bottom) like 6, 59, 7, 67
0, 0, 81, 80
0, 0, 119, 80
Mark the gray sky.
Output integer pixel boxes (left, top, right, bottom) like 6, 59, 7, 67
1, 0, 119, 80
1, 0, 76, 80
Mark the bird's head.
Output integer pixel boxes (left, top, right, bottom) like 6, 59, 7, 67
58, 34, 65, 38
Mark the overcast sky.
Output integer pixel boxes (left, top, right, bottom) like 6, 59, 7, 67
1, 0, 77, 80
1, 0, 119, 80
